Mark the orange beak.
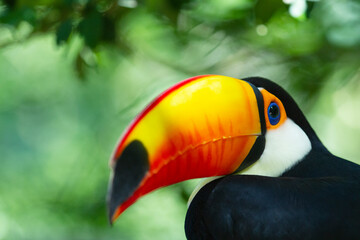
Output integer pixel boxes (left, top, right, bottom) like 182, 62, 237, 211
107, 75, 266, 223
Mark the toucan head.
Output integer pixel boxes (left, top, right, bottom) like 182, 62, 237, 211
107, 75, 316, 223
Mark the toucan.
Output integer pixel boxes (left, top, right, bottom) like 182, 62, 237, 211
107, 75, 360, 239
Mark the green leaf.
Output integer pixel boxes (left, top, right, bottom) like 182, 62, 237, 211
78, 10, 103, 48
101, 16, 116, 43
56, 19, 73, 45
3, 0, 17, 10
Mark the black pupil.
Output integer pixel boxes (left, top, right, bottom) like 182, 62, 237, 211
269, 104, 279, 118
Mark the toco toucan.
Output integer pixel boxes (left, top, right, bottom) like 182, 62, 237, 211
107, 75, 360, 239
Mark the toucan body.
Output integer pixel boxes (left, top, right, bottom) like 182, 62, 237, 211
107, 75, 360, 239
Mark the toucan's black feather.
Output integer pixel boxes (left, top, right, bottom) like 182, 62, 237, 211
186, 169, 360, 239
185, 77, 360, 239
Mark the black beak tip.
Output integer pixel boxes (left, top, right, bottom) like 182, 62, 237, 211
106, 182, 115, 226
108, 215, 114, 226
107, 199, 115, 226
106, 140, 150, 225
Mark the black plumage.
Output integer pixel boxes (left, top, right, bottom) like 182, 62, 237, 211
185, 77, 360, 240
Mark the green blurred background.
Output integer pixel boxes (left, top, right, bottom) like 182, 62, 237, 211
1, 0, 360, 239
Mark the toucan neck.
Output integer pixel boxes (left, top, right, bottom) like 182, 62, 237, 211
298, 118, 325, 151
281, 144, 360, 179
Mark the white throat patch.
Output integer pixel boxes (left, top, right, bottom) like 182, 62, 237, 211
239, 118, 312, 177
188, 118, 312, 206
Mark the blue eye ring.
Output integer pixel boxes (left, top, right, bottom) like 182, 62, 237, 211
268, 102, 280, 125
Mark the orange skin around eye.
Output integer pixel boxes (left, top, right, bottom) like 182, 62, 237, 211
260, 89, 287, 130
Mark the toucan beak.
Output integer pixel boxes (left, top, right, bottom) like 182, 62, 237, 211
107, 75, 265, 223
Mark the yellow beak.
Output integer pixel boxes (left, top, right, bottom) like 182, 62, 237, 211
107, 75, 265, 223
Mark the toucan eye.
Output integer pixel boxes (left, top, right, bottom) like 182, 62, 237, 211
268, 102, 280, 125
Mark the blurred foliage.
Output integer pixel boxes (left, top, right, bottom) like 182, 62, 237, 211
0, 0, 359, 90
0, 0, 360, 239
